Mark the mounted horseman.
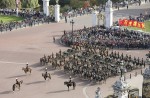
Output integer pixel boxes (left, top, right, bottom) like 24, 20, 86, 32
64, 76, 76, 91
22, 63, 32, 74
42, 68, 51, 80
12, 78, 23, 91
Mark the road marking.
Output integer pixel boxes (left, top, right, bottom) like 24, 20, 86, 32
83, 87, 89, 98
0, 61, 26, 65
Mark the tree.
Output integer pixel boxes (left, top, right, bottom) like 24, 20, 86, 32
97, 0, 106, 5
49, 0, 56, 5
59, 0, 70, 7
21, 0, 39, 8
70, 0, 84, 9
60, 5, 70, 13
90, 0, 98, 6
83, 1, 90, 8
0, 0, 16, 9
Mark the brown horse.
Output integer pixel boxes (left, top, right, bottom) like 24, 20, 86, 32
42, 73, 51, 80
64, 81, 76, 91
22, 67, 32, 74
12, 80, 23, 91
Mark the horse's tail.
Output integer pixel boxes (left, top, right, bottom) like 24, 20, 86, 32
64, 81, 68, 85
20, 80, 23, 84
42, 73, 44, 77
72, 82, 76, 90
42, 73, 47, 80
12, 84, 15, 91
73, 82, 76, 87
29, 68, 32, 73
48, 73, 51, 79
22, 67, 24, 70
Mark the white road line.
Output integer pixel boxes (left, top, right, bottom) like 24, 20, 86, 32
0, 61, 26, 65
83, 87, 89, 98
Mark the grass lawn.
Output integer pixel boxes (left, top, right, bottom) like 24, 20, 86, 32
123, 20, 150, 33
0, 15, 24, 23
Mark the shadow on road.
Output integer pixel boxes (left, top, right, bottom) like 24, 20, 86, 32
30, 63, 41, 68
46, 89, 68, 94
6, 74, 26, 79
25, 80, 45, 85
0, 90, 12, 94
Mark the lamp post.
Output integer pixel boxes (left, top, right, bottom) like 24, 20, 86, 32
16, 0, 19, 16
70, 19, 75, 44
70, 19, 75, 34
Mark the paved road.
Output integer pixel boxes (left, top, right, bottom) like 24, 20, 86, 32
0, 2, 149, 98
61, 2, 150, 26
114, 2, 150, 21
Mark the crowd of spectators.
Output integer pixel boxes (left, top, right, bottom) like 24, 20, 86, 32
61, 25, 150, 50
61, 12, 150, 50
61, 7, 93, 19
0, 9, 55, 32
0, 7, 94, 32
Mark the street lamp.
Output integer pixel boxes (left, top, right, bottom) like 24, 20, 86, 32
70, 19, 75, 34
70, 19, 75, 44
16, 0, 19, 16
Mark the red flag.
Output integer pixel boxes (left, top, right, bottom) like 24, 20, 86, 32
119, 19, 145, 29
119, 19, 122, 26
128, 20, 133, 27
140, 22, 145, 29
132, 21, 138, 27
119, 19, 123, 26
122, 19, 129, 26
136, 22, 141, 28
